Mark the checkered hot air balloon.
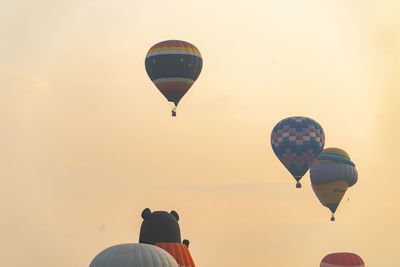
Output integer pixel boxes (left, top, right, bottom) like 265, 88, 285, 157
320, 252, 364, 267
271, 116, 325, 188
145, 40, 203, 116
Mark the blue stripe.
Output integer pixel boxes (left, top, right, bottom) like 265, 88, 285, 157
318, 154, 355, 166
145, 54, 203, 81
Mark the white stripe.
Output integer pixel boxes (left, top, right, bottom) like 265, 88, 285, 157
146, 50, 201, 57
321, 263, 364, 267
153, 78, 195, 84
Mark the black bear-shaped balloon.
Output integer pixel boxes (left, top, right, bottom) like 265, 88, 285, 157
139, 208, 189, 247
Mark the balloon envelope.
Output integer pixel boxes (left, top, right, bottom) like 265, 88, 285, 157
310, 148, 358, 214
156, 242, 195, 267
321, 252, 364, 267
139, 209, 182, 245
89, 243, 178, 267
145, 40, 203, 107
271, 116, 325, 185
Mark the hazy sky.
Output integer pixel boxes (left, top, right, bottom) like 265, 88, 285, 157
1, 0, 399, 266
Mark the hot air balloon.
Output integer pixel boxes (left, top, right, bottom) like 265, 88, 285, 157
310, 147, 358, 221
156, 242, 195, 267
271, 116, 325, 188
320, 252, 364, 267
145, 40, 203, 116
139, 208, 196, 267
89, 243, 178, 267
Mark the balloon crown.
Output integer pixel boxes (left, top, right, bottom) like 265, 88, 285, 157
139, 208, 182, 244
315, 147, 355, 167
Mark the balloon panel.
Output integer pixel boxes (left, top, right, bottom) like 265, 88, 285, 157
139, 210, 181, 245
314, 147, 355, 167
145, 54, 202, 81
310, 161, 358, 187
311, 180, 348, 213
320, 147, 350, 159
271, 116, 325, 180
152, 78, 193, 106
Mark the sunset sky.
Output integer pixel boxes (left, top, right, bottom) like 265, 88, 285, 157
1, 0, 399, 266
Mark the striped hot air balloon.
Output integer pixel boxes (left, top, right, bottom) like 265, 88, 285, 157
310, 148, 358, 221
271, 116, 325, 188
145, 40, 203, 116
320, 252, 364, 267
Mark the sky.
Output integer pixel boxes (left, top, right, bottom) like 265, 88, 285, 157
1, 0, 399, 266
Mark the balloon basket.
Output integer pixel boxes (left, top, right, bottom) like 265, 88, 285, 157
171, 108, 176, 117
296, 182, 301, 188
331, 215, 335, 221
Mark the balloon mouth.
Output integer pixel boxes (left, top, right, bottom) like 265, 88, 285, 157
326, 203, 339, 214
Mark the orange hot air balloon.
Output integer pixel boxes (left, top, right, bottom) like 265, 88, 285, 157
156, 242, 195, 267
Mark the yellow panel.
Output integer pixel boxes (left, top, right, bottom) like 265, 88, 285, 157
312, 180, 348, 206
156, 82, 193, 91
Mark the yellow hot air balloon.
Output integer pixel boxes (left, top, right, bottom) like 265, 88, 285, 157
309, 148, 358, 221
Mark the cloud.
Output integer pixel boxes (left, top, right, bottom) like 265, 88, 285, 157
0, 70, 51, 94
154, 181, 288, 195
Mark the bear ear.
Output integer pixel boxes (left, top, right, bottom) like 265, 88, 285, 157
170, 210, 179, 221
141, 208, 151, 220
